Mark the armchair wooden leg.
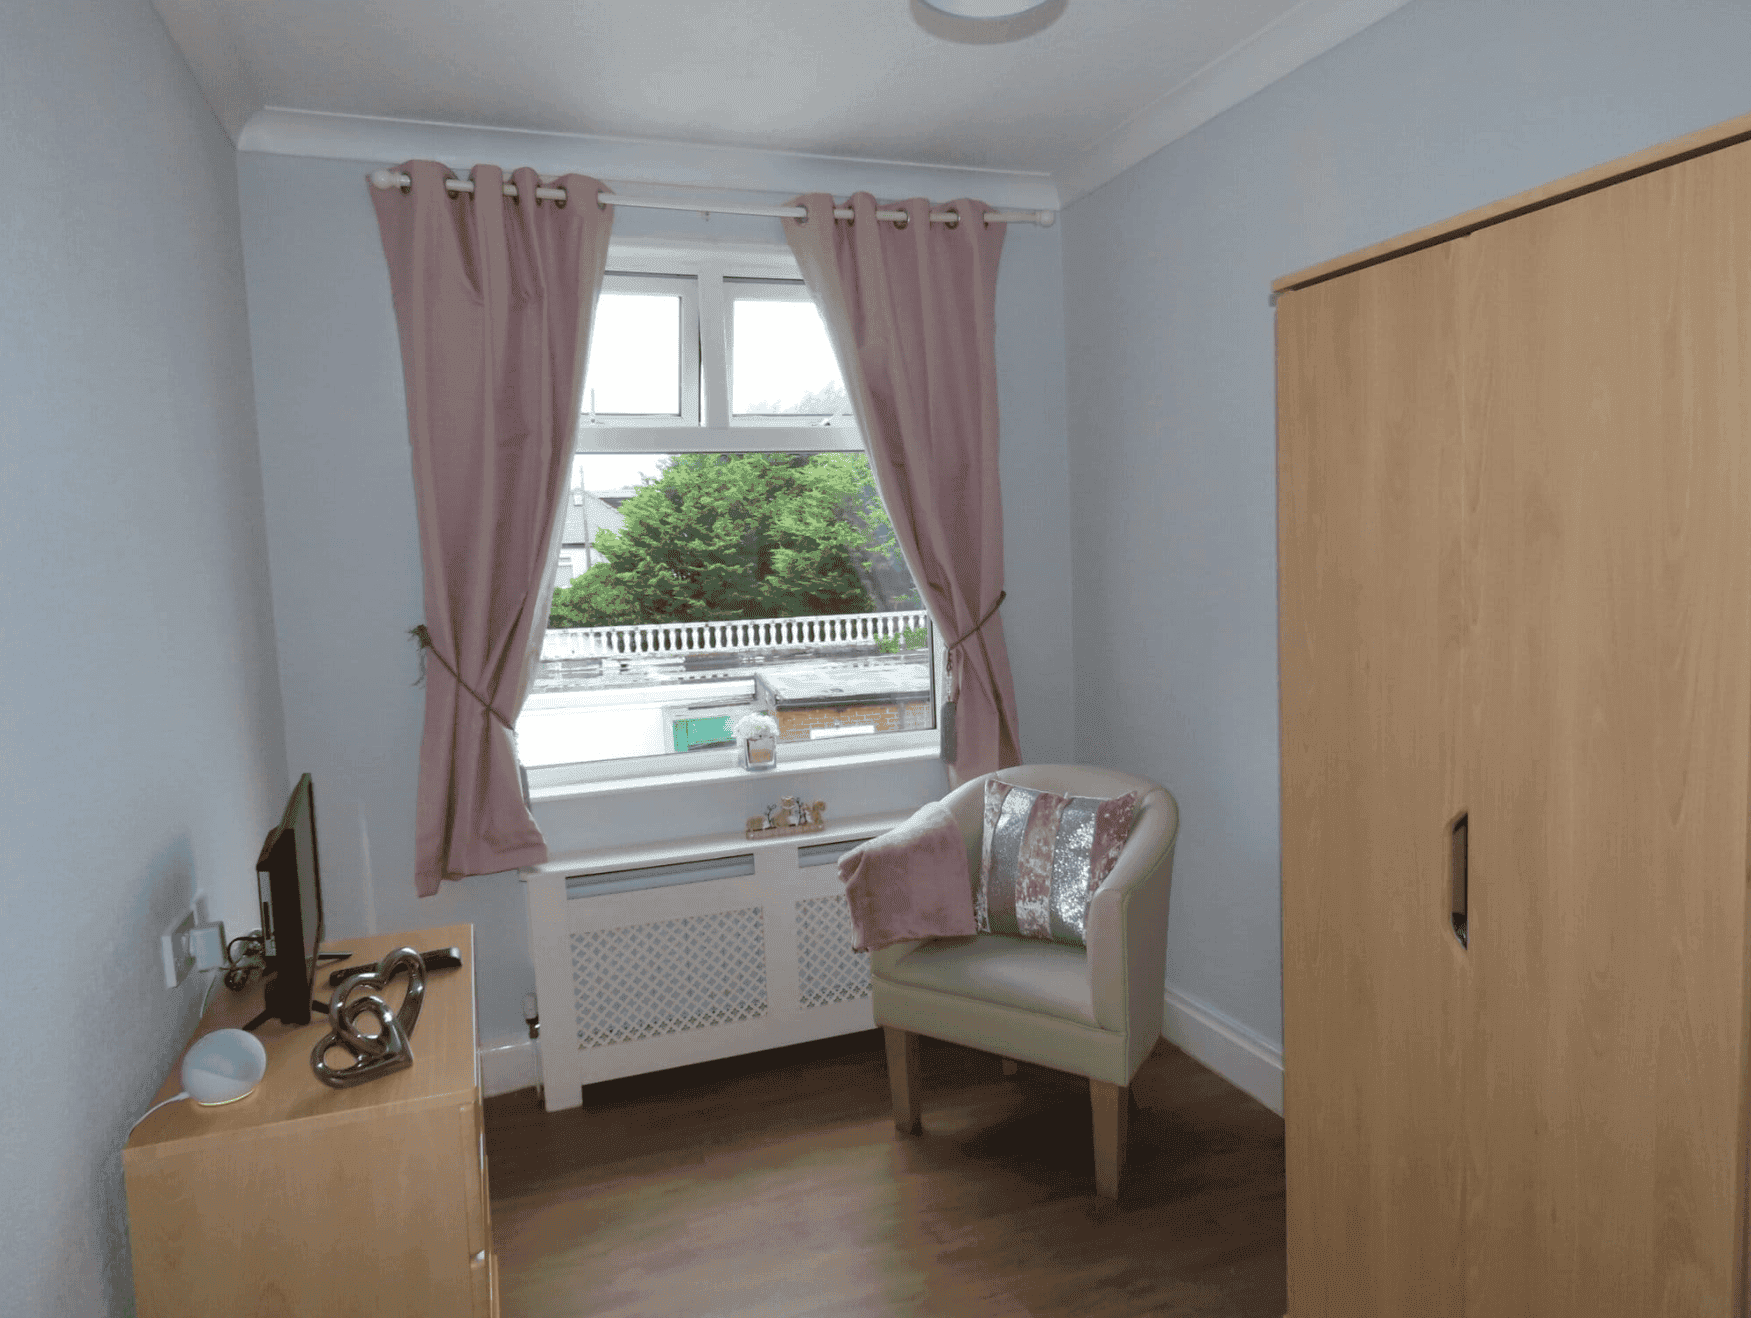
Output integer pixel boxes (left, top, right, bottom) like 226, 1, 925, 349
1090, 1079, 1129, 1199
884, 1027, 922, 1135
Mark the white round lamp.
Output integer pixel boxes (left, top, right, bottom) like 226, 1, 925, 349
180, 1028, 268, 1106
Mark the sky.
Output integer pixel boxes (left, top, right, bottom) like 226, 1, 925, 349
575, 452, 669, 491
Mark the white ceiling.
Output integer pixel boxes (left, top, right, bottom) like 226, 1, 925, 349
155, 0, 1411, 204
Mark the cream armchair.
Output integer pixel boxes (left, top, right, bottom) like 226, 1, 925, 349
873, 764, 1180, 1198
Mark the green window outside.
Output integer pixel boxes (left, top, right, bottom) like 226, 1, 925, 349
672, 715, 736, 754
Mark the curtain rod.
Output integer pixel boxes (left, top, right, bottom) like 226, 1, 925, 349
367, 168, 1055, 228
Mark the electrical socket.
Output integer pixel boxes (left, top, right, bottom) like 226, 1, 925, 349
161, 907, 199, 989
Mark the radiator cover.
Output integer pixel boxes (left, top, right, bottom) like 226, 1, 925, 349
523, 811, 906, 1109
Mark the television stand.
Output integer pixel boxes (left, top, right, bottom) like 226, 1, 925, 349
123, 924, 497, 1317
239, 1000, 329, 1032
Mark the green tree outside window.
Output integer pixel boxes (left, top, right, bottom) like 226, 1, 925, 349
550, 452, 919, 629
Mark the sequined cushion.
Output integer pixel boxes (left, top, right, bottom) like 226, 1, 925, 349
976, 779, 1141, 948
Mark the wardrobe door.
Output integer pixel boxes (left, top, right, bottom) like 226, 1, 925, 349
1278, 241, 1470, 1318
1462, 139, 1751, 1317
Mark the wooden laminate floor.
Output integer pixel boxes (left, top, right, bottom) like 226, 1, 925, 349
485, 1033, 1285, 1318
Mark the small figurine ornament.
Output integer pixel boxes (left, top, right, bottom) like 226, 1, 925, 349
744, 797, 829, 839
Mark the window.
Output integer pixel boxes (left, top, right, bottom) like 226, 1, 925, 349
581, 274, 696, 422
727, 280, 852, 424
520, 244, 938, 788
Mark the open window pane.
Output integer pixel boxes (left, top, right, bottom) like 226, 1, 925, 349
520, 451, 933, 770
731, 299, 850, 420
583, 292, 682, 416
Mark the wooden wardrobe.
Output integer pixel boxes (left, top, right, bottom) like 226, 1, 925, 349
1276, 112, 1751, 1318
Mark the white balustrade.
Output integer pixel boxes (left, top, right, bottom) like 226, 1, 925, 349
540, 610, 931, 662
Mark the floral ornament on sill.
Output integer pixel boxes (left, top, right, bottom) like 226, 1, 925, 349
734, 711, 780, 773
733, 712, 780, 741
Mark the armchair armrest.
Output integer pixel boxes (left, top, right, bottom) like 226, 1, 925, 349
1084, 787, 1180, 1042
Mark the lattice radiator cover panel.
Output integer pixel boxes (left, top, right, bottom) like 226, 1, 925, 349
572, 906, 769, 1047
524, 812, 907, 1108
795, 893, 872, 1009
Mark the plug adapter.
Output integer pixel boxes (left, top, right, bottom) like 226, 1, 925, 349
186, 921, 228, 972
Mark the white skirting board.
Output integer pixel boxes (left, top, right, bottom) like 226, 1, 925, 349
481, 991, 1286, 1114
479, 1037, 541, 1099
1161, 983, 1283, 1116
480, 985, 1284, 1116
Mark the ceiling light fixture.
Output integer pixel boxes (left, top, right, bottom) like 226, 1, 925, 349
910, 0, 1067, 45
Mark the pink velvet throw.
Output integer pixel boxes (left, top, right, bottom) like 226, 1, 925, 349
838, 802, 976, 953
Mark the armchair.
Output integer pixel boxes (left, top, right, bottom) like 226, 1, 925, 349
872, 764, 1180, 1198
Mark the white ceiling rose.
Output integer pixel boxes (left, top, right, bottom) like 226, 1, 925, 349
910, 0, 1067, 45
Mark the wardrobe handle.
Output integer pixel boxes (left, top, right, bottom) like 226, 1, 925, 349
1449, 812, 1469, 949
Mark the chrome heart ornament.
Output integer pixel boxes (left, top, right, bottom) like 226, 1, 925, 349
311, 947, 427, 1088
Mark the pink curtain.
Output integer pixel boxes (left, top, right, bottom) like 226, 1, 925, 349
371, 161, 613, 894
783, 193, 1021, 780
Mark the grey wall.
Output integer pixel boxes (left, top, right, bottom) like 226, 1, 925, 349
1062, 0, 1751, 1054
0, 3, 285, 1313
237, 152, 1075, 1046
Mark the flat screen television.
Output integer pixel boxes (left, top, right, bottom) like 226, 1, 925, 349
254, 773, 324, 1028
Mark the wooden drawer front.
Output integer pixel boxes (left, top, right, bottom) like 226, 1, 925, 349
128, 1106, 478, 1318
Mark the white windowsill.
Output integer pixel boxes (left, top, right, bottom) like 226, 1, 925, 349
526, 733, 942, 804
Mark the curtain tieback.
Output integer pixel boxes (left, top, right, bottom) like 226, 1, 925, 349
939, 591, 1004, 766
409, 625, 514, 729
948, 591, 1006, 654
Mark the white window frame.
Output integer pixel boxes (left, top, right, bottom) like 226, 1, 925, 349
525, 238, 942, 796
576, 242, 865, 456
582, 272, 700, 426
724, 277, 859, 428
